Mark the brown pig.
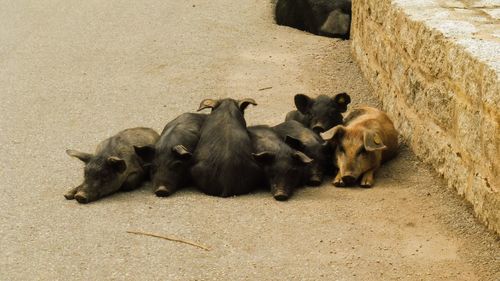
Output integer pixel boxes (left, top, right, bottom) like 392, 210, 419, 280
321, 107, 398, 187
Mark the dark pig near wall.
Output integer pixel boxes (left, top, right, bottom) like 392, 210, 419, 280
322, 107, 398, 187
285, 93, 351, 134
249, 125, 313, 201
273, 120, 330, 186
64, 127, 160, 203
134, 113, 207, 197
191, 98, 265, 197
275, 0, 352, 39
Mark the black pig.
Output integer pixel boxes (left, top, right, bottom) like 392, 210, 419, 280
65, 127, 160, 203
285, 93, 350, 133
275, 0, 352, 39
273, 120, 330, 186
134, 113, 207, 197
191, 98, 265, 197
249, 125, 313, 201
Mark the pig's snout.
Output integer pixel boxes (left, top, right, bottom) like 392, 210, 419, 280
273, 191, 289, 201
341, 175, 356, 186
74, 191, 90, 204
155, 185, 173, 197
271, 184, 290, 201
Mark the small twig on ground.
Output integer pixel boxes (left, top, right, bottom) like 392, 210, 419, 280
126, 230, 210, 251
258, 86, 272, 91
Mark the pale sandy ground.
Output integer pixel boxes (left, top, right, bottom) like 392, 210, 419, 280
0, 1, 498, 280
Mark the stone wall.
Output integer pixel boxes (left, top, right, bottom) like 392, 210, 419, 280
351, 0, 499, 233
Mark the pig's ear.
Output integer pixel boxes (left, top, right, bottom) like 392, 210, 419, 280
253, 151, 275, 164
197, 99, 220, 111
294, 94, 313, 114
332, 92, 351, 112
363, 131, 387, 151
284, 135, 305, 151
292, 151, 313, 165
321, 125, 345, 142
238, 98, 257, 111
172, 145, 192, 159
134, 145, 156, 163
66, 149, 93, 163
107, 157, 127, 174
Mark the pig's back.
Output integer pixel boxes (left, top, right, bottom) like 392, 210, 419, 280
249, 125, 283, 154
285, 111, 310, 127
158, 113, 206, 152
193, 117, 263, 196
273, 120, 323, 150
95, 127, 160, 161
161, 113, 206, 136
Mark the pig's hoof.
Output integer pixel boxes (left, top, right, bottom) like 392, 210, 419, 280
360, 182, 373, 188
155, 186, 172, 197
64, 193, 75, 200
333, 180, 345, 187
273, 191, 289, 201
74, 194, 89, 204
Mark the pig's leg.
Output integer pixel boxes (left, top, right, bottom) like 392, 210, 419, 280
360, 169, 375, 188
64, 184, 82, 200
121, 172, 146, 191
332, 172, 345, 187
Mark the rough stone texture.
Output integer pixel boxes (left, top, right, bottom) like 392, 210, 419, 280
352, 0, 500, 233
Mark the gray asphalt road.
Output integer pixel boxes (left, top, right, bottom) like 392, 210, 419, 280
1, 1, 498, 280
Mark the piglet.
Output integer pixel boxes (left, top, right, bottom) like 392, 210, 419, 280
191, 98, 264, 197
134, 113, 206, 197
322, 107, 398, 187
65, 127, 160, 203
273, 120, 330, 186
285, 93, 351, 133
249, 125, 313, 201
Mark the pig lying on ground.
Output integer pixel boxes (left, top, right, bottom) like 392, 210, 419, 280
249, 125, 313, 201
273, 120, 330, 186
285, 93, 351, 134
321, 107, 398, 187
191, 98, 265, 197
65, 127, 160, 203
134, 113, 207, 197
275, 0, 352, 39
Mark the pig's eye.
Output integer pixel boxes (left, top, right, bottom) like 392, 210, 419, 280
356, 147, 367, 156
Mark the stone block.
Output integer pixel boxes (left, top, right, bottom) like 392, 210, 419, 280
416, 30, 449, 78
482, 69, 499, 112
443, 148, 470, 196
397, 19, 421, 58
455, 100, 482, 163
481, 113, 499, 179
403, 67, 424, 107
422, 82, 456, 129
